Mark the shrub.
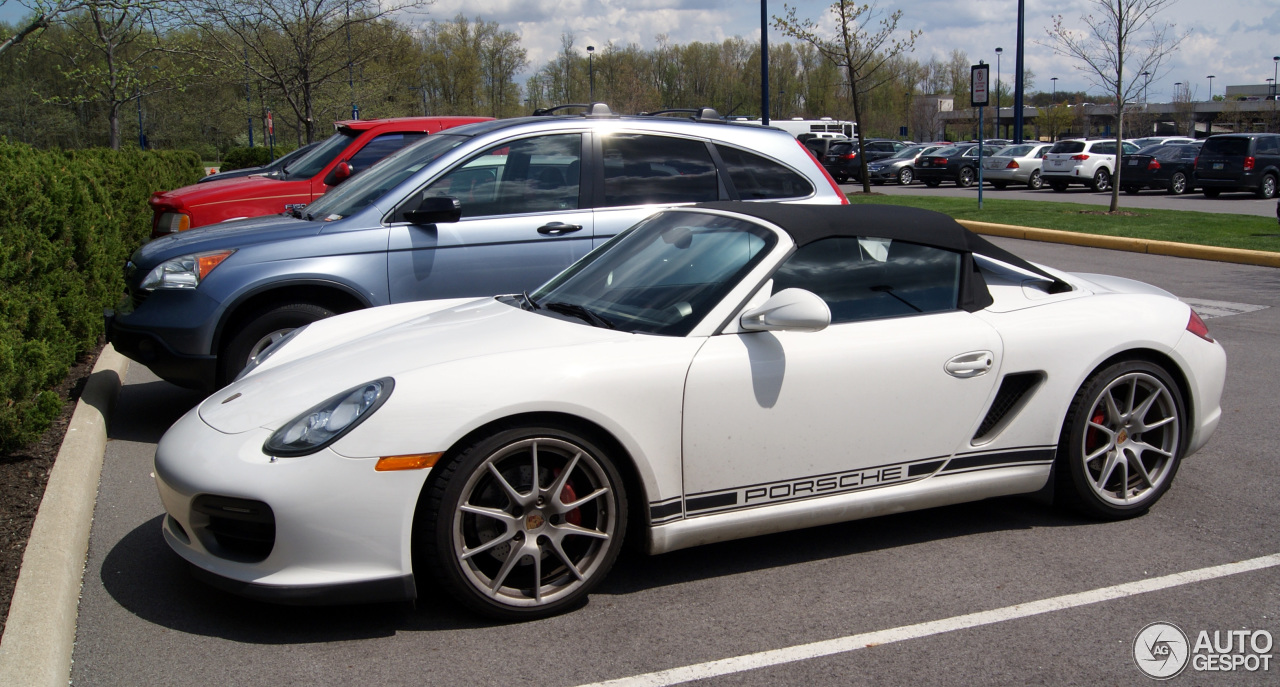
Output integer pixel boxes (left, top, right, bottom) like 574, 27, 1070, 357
0, 140, 203, 452
219, 146, 274, 172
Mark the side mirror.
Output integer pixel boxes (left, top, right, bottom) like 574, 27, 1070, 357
324, 161, 353, 186
403, 196, 462, 225
740, 288, 830, 333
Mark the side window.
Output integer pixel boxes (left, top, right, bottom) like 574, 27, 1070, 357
602, 134, 718, 207
1257, 137, 1280, 155
347, 133, 427, 173
1035, 147, 1049, 159
771, 237, 962, 324
1093, 142, 1116, 155
715, 144, 816, 200
423, 134, 581, 218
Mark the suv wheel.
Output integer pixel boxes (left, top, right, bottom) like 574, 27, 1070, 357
1091, 168, 1110, 192
1258, 173, 1277, 200
220, 302, 336, 386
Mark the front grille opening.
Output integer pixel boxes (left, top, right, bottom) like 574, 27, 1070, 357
166, 515, 191, 544
191, 494, 275, 563
973, 372, 1045, 444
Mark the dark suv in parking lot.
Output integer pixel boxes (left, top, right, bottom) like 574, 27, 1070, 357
1194, 133, 1280, 199
822, 139, 909, 182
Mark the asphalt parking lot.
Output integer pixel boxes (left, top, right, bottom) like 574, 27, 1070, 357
71, 238, 1279, 686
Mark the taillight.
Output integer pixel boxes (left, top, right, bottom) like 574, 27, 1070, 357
1071, 154, 1090, 161
842, 153, 857, 160
797, 139, 850, 205
1244, 156, 1255, 171
1147, 159, 1160, 170
1187, 310, 1214, 342
932, 157, 949, 165
1194, 156, 1199, 167
152, 211, 191, 238
1005, 160, 1020, 169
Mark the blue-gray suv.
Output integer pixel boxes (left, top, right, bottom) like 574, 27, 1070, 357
106, 105, 849, 391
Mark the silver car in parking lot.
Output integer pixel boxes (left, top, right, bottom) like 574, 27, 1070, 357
982, 143, 1053, 189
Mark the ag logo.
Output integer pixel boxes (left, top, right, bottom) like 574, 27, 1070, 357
1134, 622, 1190, 679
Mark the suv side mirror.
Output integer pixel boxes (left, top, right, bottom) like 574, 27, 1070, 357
324, 161, 353, 186
403, 196, 462, 225
740, 288, 830, 333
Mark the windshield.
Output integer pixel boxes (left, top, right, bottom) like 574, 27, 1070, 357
527, 211, 778, 337
283, 131, 358, 180
304, 134, 469, 221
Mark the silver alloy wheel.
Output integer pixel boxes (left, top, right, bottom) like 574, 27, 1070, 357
1093, 168, 1110, 191
1170, 172, 1187, 195
1078, 371, 1180, 506
898, 167, 913, 185
245, 328, 294, 366
1027, 170, 1042, 189
452, 436, 617, 608
1262, 174, 1277, 199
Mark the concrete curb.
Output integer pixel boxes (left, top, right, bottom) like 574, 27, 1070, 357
0, 345, 129, 687
959, 219, 1280, 269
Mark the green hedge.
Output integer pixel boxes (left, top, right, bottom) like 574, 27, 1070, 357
220, 145, 298, 172
0, 140, 203, 452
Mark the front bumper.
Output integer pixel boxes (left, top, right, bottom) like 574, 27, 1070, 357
154, 406, 432, 604
105, 288, 224, 390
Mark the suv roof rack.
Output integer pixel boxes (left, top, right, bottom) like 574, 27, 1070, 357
638, 107, 725, 123
532, 102, 615, 118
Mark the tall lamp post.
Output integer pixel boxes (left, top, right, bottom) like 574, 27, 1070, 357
1206, 75, 1215, 102
1050, 77, 1058, 141
587, 45, 595, 101
1140, 71, 1150, 104
995, 47, 1003, 139
1272, 57, 1279, 100
1174, 82, 1185, 136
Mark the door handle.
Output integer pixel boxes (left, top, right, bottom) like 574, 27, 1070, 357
537, 222, 583, 236
945, 351, 994, 378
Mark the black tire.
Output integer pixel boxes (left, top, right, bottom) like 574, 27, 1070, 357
417, 423, 628, 620
1168, 172, 1189, 195
924, 179, 942, 188
1091, 168, 1111, 192
1027, 170, 1043, 190
1258, 173, 1278, 200
1202, 188, 1221, 198
1050, 181, 1069, 192
1055, 360, 1187, 520
1123, 185, 1140, 195
990, 181, 1008, 190
956, 167, 975, 188
897, 167, 913, 185
219, 302, 335, 386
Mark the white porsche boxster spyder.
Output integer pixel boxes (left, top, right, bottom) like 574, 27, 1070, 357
154, 202, 1226, 619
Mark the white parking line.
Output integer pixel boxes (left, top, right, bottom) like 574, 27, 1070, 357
578, 553, 1280, 687
1181, 298, 1269, 320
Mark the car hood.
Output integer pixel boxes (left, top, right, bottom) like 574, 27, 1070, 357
150, 175, 304, 210
131, 214, 321, 267
199, 298, 633, 434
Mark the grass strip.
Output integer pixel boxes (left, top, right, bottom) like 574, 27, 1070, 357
844, 193, 1280, 253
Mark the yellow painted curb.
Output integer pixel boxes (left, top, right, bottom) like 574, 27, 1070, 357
0, 345, 129, 687
958, 220, 1280, 269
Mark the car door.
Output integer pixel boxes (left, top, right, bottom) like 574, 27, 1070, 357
590, 132, 723, 246
681, 237, 1004, 515
386, 132, 594, 301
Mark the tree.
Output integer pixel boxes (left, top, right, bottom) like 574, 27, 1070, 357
1043, 0, 1189, 211
775, 1, 920, 194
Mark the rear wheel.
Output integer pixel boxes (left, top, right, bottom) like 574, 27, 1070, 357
1027, 170, 1043, 190
219, 302, 334, 386
957, 167, 976, 187
897, 167, 913, 185
418, 424, 627, 620
1056, 360, 1186, 520
1168, 171, 1189, 195
1091, 168, 1111, 192
1258, 173, 1278, 199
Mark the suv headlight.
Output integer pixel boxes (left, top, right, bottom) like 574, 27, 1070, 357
139, 250, 234, 290
263, 378, 394, 457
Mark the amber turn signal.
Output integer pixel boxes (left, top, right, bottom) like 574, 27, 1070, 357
375, 452, 443, 471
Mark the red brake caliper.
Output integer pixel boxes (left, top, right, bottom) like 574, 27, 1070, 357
553, 468, 581, 525
1087, 409, 1106, 453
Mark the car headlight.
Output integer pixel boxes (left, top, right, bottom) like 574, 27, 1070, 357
263, 378, 394, 457
139, 250, 234, 290
234, 325, 307, 382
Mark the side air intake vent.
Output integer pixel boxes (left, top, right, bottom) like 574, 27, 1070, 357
973, 372, 1045, 444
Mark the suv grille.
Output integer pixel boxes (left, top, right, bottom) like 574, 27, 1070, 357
192, 494, 275, 562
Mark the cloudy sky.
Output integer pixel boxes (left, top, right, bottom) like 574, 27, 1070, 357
4, 0, 1277, 101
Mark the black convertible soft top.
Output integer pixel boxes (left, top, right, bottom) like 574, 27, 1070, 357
691, 201, 1069, 294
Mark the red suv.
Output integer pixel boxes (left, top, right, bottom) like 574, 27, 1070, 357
148, 116, 490, 238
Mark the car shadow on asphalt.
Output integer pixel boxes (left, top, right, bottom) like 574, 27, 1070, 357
97, 495, 1095, 643
107, 380, 206, 444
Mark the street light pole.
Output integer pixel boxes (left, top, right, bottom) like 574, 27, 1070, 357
1207, 75, 1215, 102
760, 0, 769, 126
587, 46, 595, 101
1140, 71, 1150, 104
995, 47, 1002, 139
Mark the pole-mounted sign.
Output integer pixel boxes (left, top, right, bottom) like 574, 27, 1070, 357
971, 64, 990, 107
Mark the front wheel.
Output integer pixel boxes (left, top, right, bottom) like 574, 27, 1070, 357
419, 424, 628, 620
1027, 170, 1043, 190
897, 167, 913, 185
957, 167, 975, 187
1091, 168, 1111, 192
1056, 360, 1186, 520
219, 302, 335, 386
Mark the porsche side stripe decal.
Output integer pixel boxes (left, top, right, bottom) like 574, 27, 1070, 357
655, 447, 1056, 520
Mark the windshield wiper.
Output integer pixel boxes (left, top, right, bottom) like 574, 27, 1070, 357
544, 301, 615, 329
520, 291, 540, 311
